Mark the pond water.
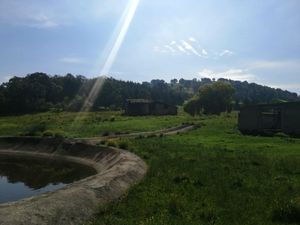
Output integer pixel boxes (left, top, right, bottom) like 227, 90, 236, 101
0, 156, 96, 204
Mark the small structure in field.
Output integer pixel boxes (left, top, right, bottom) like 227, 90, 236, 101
125, 99, 177, 116
238, 102, 300, 136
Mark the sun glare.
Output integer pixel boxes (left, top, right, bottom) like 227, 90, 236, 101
71, 0, 140, 127
80, 0, 140, 113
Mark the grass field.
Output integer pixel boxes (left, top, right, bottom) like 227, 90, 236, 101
1, 111, 300, 225
0, 109, 194, 138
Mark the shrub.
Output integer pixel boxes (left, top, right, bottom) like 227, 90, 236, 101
274, 132, 289, 138
147, 134, 156, 138
99, 140, 107, 145
272, 198, 300, 223
173, 175, 190, 184
118, 141, 128, 149
54, 131, 64, 138
107, 141, 117, 147
23, 122, 47, 136
135, 135, 145, 139
102, 131, 110, 136
168, 198, 182, 217
42, 130, 53, 136
42, 129, 65, 138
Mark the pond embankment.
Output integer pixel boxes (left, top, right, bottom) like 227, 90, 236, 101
0, 137, 147, 225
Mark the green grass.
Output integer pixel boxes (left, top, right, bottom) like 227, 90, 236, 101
0, 109, 194, 138
89, 113, 300, 225
1, 111, 300, 224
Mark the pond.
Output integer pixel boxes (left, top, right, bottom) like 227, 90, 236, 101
0, 155, 96, 204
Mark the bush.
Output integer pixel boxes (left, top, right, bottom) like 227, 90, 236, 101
272, 198, 300, 223
274, 132, 289, 138
23, 122, 47, 136
107, 141, 117, 147
54, 131, 64, 138
135, 135, 145, 139
42, 130, 53, 136
118, 141, 128, 149
102, 131, 110, 136
99, 140, 107, 145
147, 134, 157, 138
168, 198, 182, 217
42, 129, 65, 138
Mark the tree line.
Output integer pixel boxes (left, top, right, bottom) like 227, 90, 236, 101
0, 72, 298, 115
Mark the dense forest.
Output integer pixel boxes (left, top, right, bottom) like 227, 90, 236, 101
0, 72, 299, 115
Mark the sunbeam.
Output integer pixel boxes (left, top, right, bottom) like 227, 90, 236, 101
70, 0, 140, 128
81, 0, 140, 113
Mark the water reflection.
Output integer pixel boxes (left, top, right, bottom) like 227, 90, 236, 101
0, 156, 96, 204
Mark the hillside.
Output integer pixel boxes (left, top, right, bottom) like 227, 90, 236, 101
0, 73, 298, 115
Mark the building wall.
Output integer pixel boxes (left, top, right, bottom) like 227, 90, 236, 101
150, 103, 177, 115
125, 101, 177, 116
281, 106, 300, 135
238, 108, 261, 133
125, 103, 150, 116
239, 103, 300, 136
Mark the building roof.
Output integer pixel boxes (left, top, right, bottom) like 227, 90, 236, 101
241, 101, 300, 110
126, 99, 152, 104
126, 99, 177, 108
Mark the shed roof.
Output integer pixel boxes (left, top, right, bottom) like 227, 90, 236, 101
126, 99, 152, 104
241, 101, 300, 110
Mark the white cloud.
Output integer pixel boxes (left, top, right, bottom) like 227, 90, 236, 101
189, 37, 196, 42
153, 46, 161, 52
164, 45, 176, 52
153, 46, 167, 53
202, 49, 208, 55
154, 38, 235, 59
219, 49, 234, 57
0, 1, 59, 29
25, 13, 58, 28
181, 40, 202, 57
0, 75, 12, 84
177, 45, 190, 55
199, 68, 256, 81
60, 57, 86, 64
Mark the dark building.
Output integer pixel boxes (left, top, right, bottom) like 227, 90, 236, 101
238, 102, 300, 136
125, 99, 177, 116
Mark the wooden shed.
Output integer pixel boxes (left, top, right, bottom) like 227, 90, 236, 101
125, 99, 177, 116
238, 102, 300, 136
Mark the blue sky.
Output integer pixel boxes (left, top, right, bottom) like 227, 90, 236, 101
0, 0, 299, 93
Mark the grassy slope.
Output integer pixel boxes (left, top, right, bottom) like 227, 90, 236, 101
0, 111, 299, 224
90, 113, 300, 225
0, 110, 193, 138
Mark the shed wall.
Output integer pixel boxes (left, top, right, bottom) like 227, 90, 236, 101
281, 107, 300, 135
238, 108, 261, 132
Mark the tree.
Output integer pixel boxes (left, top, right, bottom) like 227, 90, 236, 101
183, 97, 199, 116
0, 73, 298, 116
184, 81, 235, 115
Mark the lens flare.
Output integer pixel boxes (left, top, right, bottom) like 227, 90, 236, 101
81, 0, 140, 113
71, 0, 140, 127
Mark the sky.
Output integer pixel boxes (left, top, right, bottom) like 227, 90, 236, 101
0, 0, 299, 94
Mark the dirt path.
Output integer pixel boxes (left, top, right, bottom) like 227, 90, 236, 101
79, 124, 197, 145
